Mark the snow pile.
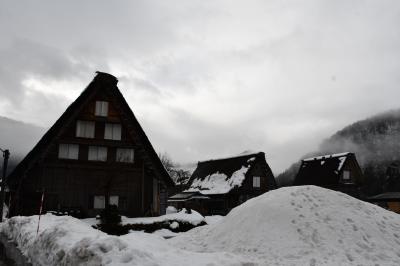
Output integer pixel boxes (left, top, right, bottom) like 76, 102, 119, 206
0, 214, 252, 265
172, 186, 400, 265
186, 166, 249, 194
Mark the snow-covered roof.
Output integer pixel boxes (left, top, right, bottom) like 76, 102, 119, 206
185, 152, 264, 195
368, 192, 400, 201
168, 192, 210, 201
302, 152, 351, 172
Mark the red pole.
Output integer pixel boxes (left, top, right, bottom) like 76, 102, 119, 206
36, 190, 45, 235
7, 194, 11, 219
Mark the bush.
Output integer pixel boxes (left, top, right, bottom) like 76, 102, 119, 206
95, 205, 125, 235
99, 205, 121, 225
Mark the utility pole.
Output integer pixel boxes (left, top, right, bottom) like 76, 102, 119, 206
0, 149, 10, 222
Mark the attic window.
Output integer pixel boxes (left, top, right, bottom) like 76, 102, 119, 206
93, 196, 105, 209
253, 176, 261, 188
105, 123, 121, 140
343, 170, 351, 181
116, 148, 134, 163
58, 144, 79, 160
95, 101, 108, 117
76, 120, 95, 138
88, 146, 108, 161
92, 195, 119, 209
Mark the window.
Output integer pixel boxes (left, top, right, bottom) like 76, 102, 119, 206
58, 144, 79, 160
116, 148, 134, 163
104, 123, 121, 140
76, 120, 95, 138
109, 196, 119, 207
343, 170, 351, 180
95, 101, 108, 117
88, 146, 107, 161
94, 196, 105, 209
253, 176, 261, 188
93, 195, 119, 209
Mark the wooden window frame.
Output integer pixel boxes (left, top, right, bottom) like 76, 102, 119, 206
104, 123, 122, 141
253, 176, 261, 188
116, 148, 134, 163
58, 144, 79, 160
95, 101, 109, 117
76, 120, 95, 138
88, 146, 108, 162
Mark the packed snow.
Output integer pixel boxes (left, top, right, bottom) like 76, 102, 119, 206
0, 214, 250, 265
2, 186, 400, 265
186, 165, 249, 194
172, 186, 400, 265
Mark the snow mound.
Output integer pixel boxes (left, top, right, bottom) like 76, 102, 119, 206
0, 214, 251, 265
171, 186, 400, 265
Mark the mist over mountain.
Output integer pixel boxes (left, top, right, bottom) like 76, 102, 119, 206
277, 109, 400, 195
0, 116, 45, 173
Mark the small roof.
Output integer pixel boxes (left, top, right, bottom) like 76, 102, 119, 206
168, 191, 210, 202
185, 152, 268, 195
368, 192, 400, 201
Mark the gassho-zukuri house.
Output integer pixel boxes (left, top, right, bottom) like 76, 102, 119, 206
168, 152, 277, 215
7, 72, 174, 218
294, 152, 364, 198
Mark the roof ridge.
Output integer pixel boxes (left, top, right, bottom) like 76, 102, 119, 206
302, 152, 352, 162
198, 152, 264, 164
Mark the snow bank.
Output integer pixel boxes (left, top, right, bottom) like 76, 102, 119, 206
171, 186, 400, 265
0, 214, 252, 265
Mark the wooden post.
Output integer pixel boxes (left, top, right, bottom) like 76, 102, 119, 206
36, 190, 45, 235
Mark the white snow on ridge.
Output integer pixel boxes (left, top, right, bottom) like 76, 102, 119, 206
186, 166, 249, 195
303, 152, 350, 162
172, 186, 400, 265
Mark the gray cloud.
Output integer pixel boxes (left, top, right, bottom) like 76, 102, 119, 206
1, 0, 400, 173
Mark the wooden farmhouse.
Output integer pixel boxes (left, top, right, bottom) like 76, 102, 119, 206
294, 152, 364, 198
368, 161, 400, 213
7, 72, 174, 218
169, 152, 276, 215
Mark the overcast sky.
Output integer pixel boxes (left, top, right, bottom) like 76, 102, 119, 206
1, 0, 400, 173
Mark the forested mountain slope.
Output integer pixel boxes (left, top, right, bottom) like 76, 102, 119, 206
0, 116, 45, 174
278, 109, 400, 195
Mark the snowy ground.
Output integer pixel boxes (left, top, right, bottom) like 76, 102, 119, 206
172, 186, 400, 265
1, 186, 400, 265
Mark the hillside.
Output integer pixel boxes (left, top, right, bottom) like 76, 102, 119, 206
0, 116, 45, 173
277, 109, 400, 195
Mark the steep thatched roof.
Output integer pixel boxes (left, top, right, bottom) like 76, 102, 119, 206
8, 71, 174, 188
